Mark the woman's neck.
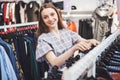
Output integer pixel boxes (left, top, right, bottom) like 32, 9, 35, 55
51, 29, 61, 40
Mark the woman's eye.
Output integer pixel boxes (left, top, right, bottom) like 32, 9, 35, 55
51, 13, 55, 16
43, 16, 48, 19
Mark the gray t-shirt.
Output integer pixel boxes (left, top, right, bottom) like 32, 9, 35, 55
36, 29, 81, 69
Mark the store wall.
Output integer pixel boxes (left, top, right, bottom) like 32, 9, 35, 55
64, 0, 99, 12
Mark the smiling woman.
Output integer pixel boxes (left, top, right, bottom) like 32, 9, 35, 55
41, 7, 59, 30
35, 3, 99, 71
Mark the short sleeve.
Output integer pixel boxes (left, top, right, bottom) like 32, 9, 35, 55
67, 29, 81, 43
36, 38, 53, 62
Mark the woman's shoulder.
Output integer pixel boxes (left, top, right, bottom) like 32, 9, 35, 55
38, 33, 53, 41
61, 28, 75, 33
60, 28, 71, 32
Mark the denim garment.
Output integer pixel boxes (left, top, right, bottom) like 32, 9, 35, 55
0, 38, 19, 79
0, 45, 17, 80
0, 51, 8, 80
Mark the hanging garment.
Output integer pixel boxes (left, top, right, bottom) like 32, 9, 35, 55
26, 1, 40, 22
96, 66, 114, 80
53, 1, 63, 10
9, 38, 25, 80
0, 2, 4, 25
78, 19, 93, 39
14, 37, 32, 80
13, 35, 41, 80
19, 3, 26, 23
92, 3, 114, 42
92, 13, 110, 41
0, 38, 20, 80
0, 45, 17, 80
15, 1, 26, 23
95, 3, 113, 18
110, 72, 120, 80
3, 2, 10, 25
24, 37, 40, 80
117, 0, 120, 21
67, 21, 77, 32
9, 2, 16, 24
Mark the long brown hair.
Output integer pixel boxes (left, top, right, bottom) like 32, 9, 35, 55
36, 3, 65, 38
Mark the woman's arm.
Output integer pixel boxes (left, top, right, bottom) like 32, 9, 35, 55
45, 40, 92, 67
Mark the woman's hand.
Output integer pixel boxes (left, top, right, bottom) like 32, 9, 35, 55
87, 39, 100, 46
75, 38, 100, 52
72, 41, 92, 52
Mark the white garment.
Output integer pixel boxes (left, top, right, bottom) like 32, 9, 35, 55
117, 0, 120, 21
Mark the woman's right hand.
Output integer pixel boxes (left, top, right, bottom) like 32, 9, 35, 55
72, 41, 92, 52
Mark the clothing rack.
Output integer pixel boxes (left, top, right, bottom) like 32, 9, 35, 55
62, 10, 93, 20
0, 21, 39, 32
63, 29, 120, 80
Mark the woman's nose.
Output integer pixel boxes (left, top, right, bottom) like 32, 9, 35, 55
48, 16, 53, 21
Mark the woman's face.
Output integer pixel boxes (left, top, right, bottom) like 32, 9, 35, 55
41, 8, 58, 29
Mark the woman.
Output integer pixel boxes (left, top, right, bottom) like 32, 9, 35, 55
35, 3, 99, 70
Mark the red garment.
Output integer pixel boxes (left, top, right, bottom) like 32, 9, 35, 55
110, 73, 120, 80
3, 3, 7, 22
4, 3, 10, 25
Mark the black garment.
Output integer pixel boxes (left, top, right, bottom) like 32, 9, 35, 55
0, 2, 4, 25
26, 1, 40, 22
53, 1, 63, 10
37, 61, 49, 78
44, 0, 52, 3
24, 37, 40, 80
15, 37, 32, 80
78, 19, 93, 39
96, 67, 113, 80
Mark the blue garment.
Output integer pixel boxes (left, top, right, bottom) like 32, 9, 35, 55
0, 45, 17, 80
0, 38, 20, 80
0, 51, 8, 80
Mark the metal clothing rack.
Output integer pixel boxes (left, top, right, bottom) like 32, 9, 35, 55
62, 10, 93, 20
0, 21, 39, 32
63, 29, 120, 80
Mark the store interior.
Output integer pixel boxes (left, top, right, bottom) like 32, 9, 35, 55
0, 0, 120, 80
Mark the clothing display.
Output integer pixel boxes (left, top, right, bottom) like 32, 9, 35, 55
78, 19, 93, 39
0, 45, 17, 80
0, 20, 41, 80
0, 1, 40, 24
